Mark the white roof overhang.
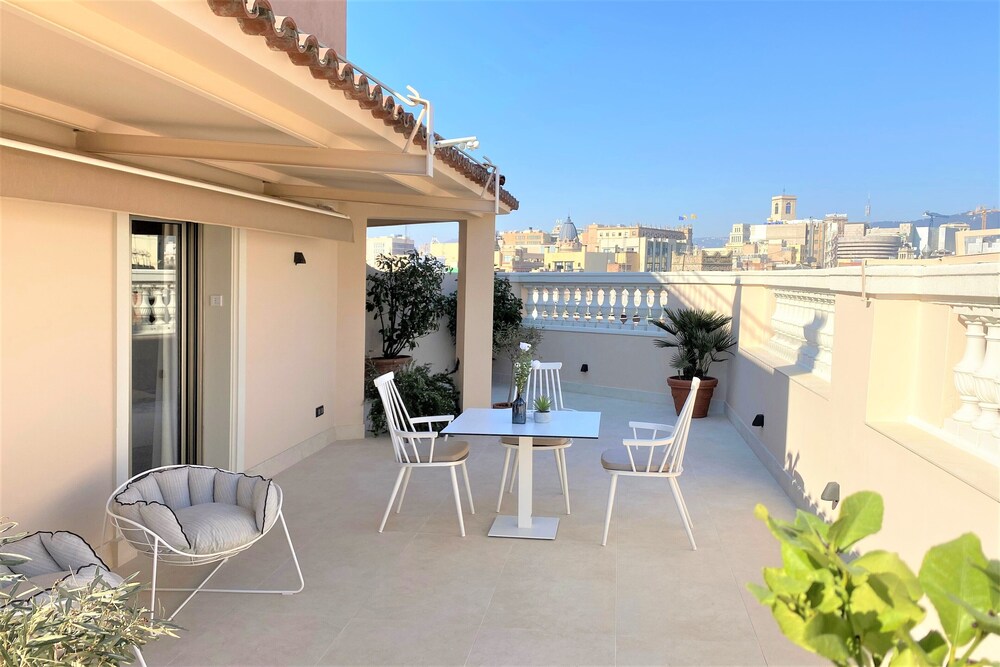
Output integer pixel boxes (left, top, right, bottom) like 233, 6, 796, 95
0, 0, 513, 239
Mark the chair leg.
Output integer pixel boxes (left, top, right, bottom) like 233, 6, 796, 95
159, 511, 306, 620
602, 474, 619, 546
380, 467, 406, 533
508, 450, 519, 493
396, 467, 412, 514
497, 447, 512, 512
560, 449, 571, 515
449, 466, 466, 537
669, 477, 697, 551
554, 449, 564, 495
132, 646, 148, 667
461, 461, 476, 515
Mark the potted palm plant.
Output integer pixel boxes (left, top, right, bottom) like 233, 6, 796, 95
650, 307, 737, 418
366, 251, 448, 376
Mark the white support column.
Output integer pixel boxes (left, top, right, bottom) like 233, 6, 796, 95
334, 204, 371, 440
456, 215, 496, 409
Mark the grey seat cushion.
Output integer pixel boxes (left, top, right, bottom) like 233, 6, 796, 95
601, 448, 671, 473
112, 466, 279, 555
406, 439, 469, 463
1, 532, 110, 578
173, 503, 259, 554
0, 533, 123, 604
500, 436, 571, 447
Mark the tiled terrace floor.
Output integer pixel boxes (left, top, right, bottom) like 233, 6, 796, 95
135, 389, 822, 666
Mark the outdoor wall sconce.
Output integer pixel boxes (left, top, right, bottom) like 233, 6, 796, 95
580, 364, 589, 373
293, 252, 306, 265
752, 413, 764, 427
821, 481, 841, 509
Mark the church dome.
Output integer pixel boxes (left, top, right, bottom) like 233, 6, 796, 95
557, 215, 579, 243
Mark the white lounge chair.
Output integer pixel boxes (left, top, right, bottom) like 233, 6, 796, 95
106, 464, 303, 620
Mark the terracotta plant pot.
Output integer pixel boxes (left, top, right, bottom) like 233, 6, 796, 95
667, 376, 718, 419
367, 355, 412, 377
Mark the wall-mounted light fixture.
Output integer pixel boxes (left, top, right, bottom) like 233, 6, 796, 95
752, 413, 764, 427
580, 364, 589, 373
821, 481, 841, 509
293, 252, 306, 265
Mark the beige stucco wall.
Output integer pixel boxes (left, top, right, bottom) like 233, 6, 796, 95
0, 198, 115, 545
243, 230, 338, 469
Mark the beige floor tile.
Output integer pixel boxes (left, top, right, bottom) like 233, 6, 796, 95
317, 617, 479, 666
483, 573, 616, 634
616, 635, 766, 666
467, 627, 615, 666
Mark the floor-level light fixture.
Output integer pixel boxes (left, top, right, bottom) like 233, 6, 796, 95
293, 252, 306, 265
752, 413, 764, 427
821, 482, 841, 509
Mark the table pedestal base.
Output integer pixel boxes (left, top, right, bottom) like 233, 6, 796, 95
488, 515, 559, 540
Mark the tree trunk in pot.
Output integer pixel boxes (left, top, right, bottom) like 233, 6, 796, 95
368, 355, 412, 377
667, 376, 718, 419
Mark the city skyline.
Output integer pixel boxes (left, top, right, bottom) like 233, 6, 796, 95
350, 1, 998, 241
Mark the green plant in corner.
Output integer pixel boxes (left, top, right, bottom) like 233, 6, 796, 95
749, 491, 999, 666
533, 395, 552, 412
649, 307, 737, 379
364, 361, 460, 435
0, 520, 179, 665
366, 251, 448, 359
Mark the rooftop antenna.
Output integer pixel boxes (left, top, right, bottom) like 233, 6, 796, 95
865, 193, 871, 223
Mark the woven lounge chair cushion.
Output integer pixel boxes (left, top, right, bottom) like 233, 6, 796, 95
112, 466, 278, 555
600, 448, 672, 473
0, 532, 124, 603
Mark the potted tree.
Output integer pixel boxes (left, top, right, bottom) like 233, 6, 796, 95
650, 307, 737, 418
366, 251, 448, 376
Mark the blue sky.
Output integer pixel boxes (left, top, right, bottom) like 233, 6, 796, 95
350, 1, 999, 241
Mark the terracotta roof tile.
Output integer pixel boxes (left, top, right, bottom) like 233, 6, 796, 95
207, 0, 517, 210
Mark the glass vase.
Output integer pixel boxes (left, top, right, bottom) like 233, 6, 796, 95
511, 393, 527, 424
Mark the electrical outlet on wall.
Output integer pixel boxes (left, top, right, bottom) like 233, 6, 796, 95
315, 405, 324, 418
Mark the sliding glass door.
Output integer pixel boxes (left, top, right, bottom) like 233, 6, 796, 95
130, 219, 197, 476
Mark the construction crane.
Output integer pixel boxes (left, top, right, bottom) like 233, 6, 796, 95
966, 206, 999, 230
923, 211, 947, 225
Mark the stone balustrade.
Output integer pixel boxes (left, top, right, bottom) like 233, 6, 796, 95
509, 274, 669, 334
766, 288, 835, 382
947, 306, 1000, 460
132, 270, 177, 336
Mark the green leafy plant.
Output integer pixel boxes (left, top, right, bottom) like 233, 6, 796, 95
367, 252, 448, 359
649, 307, 737, 379
364, 361, 460, 435
0, 520, 179, 665
533, 395, 552, 412
511, 342, 535, 399
445, 274, 524, 356
750, 491, 999, 666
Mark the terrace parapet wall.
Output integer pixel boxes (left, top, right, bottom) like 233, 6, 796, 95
504, 260, 1000, 569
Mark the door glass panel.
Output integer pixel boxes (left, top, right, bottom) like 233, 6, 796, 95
131, 221, 181, 475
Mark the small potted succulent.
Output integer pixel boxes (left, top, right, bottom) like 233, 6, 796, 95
533, 395, 552, 423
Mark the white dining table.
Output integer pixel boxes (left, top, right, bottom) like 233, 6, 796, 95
442, 408, 602, 540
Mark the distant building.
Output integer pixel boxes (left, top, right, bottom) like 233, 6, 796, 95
835, 233, 903, 263
956, 229, 1000, 256
768, 194, 797, 222
366, 234, 414, 266
583, 223, 689, 271
671, 248, 733, 271
423, 239, 460, 270
726, 224, 750, 250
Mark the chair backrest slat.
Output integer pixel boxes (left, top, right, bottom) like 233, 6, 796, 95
525, 362, 565, 411
373, 372, 420, 463
658, 377, 700, 473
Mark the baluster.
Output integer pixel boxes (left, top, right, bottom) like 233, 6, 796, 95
596, 288, 607, 327
530, 286, 540, 322
971, 318, 1000, 431
583, 288, 594, 324
138, 285, 153, 332
571, 287, 582, 323
952, 316, 985, 423
607, 287, 619, 328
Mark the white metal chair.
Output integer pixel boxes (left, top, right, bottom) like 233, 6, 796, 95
600, 377, 700, 549
498, 361, 573, 515
105, 464, 304, 621
373, 371, 475, 537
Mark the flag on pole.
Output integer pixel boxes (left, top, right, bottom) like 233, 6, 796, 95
678, 215, 686, 221
690, 213, 698, 220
